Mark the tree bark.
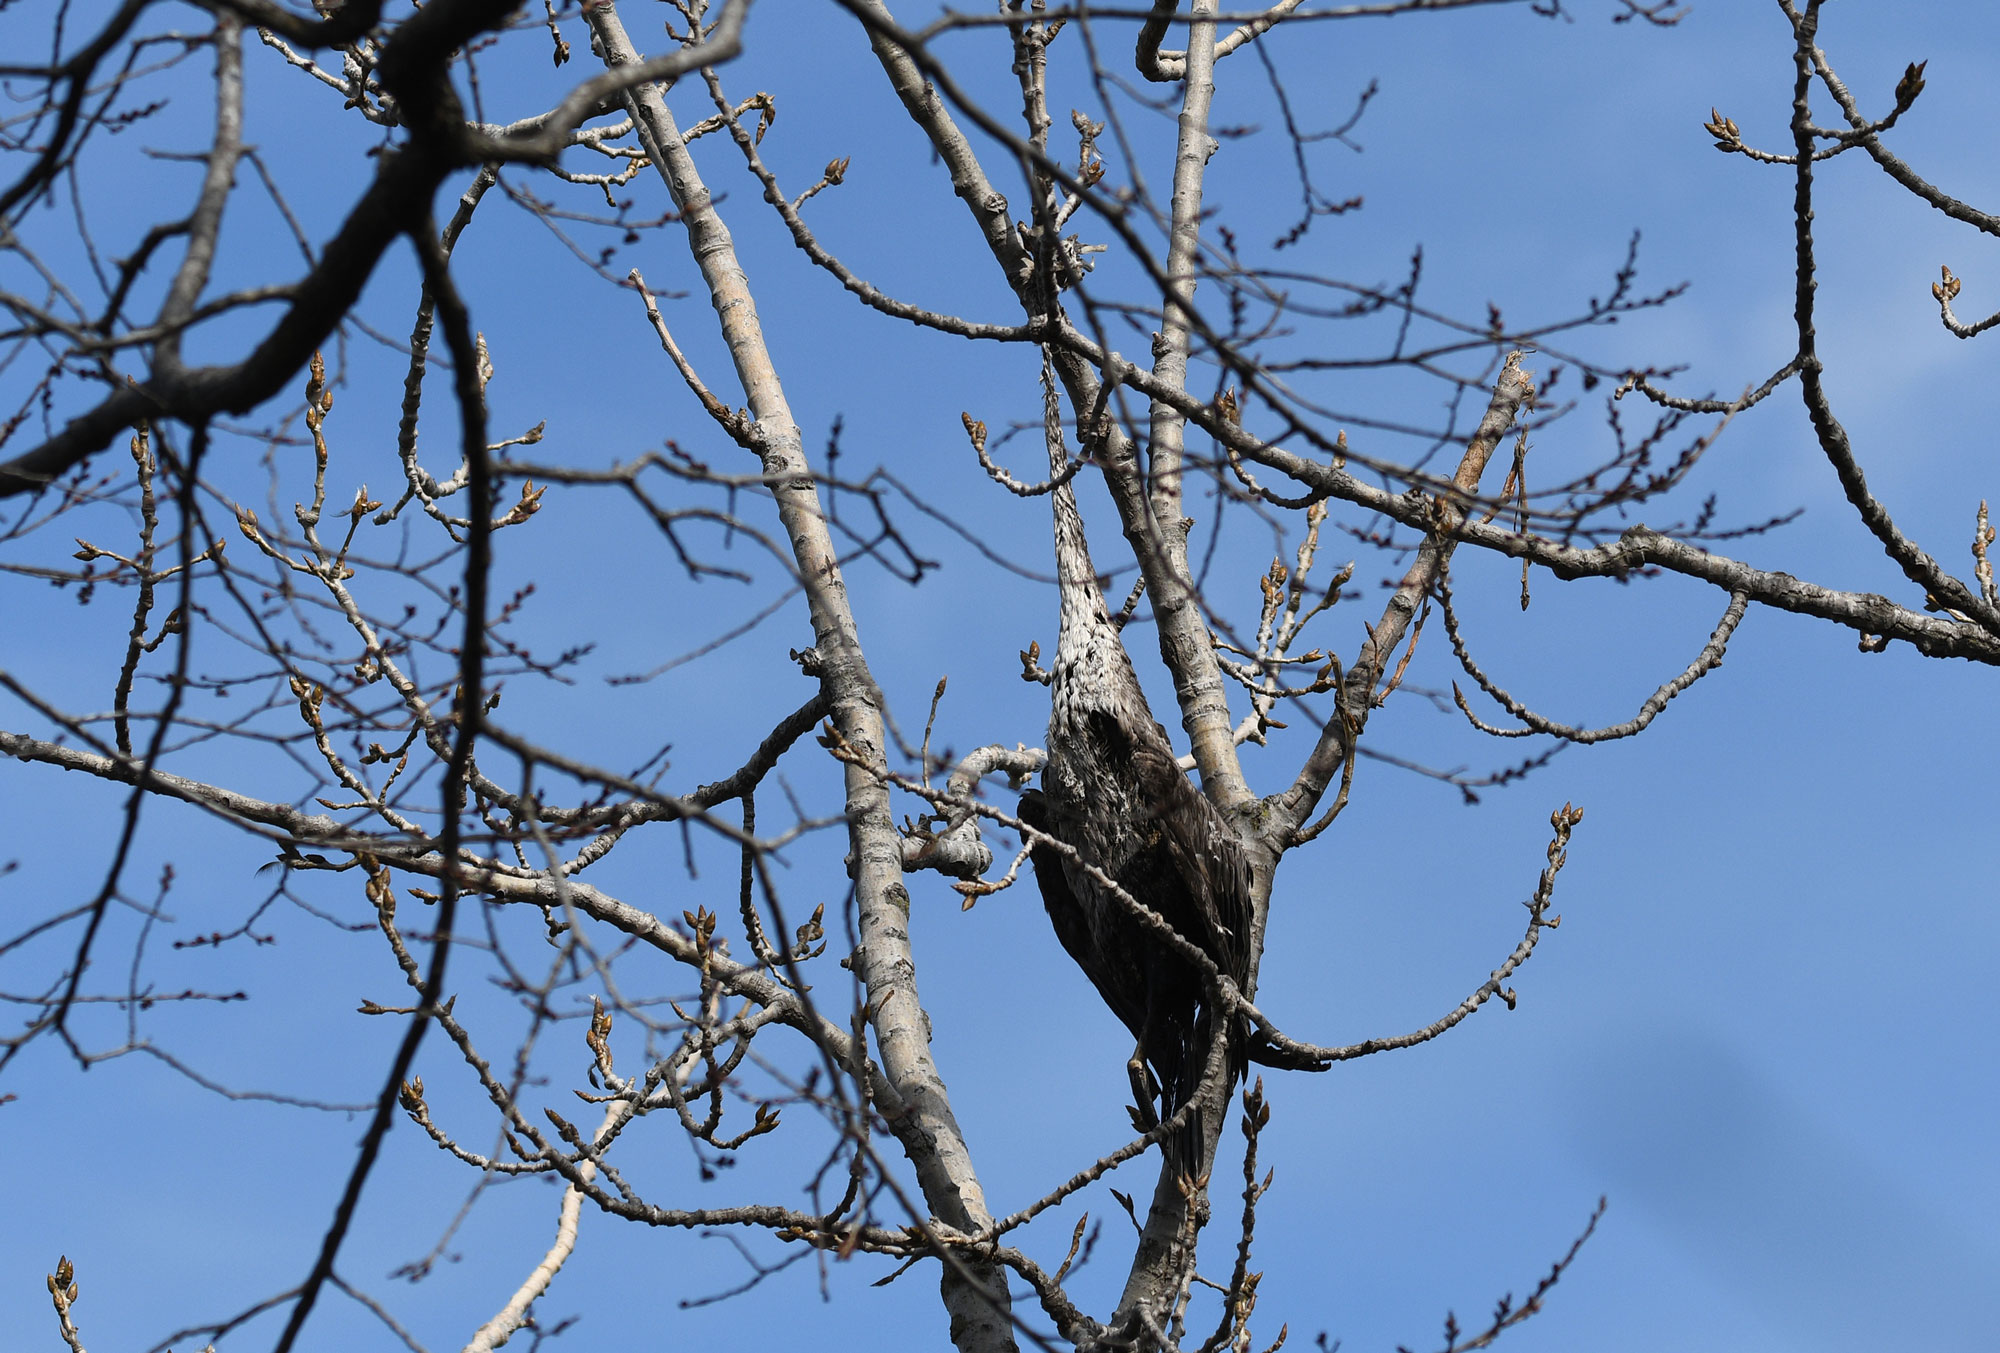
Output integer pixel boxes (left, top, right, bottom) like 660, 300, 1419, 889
582, 8, 1017, 1350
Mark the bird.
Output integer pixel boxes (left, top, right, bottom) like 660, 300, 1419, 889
1018, 372, 1253, 1177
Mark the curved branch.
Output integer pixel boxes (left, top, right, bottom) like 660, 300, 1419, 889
1253, 803, 1582, 1069
1775, 13, 2000, 640
1, 99, 449, 495
1930, 266, 2000, 340
960, 411, 1086, 498
1807, 40, 2000, 239
204, 0, 387, 47
1440, 559, 1749, 745
901, 742, 1046, 880
1615, 357, 1801, 415
481, 0, 749, 163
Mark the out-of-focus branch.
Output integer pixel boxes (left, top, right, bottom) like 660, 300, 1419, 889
0, 0, 150, 220
153, 13, 246, 378
269, 192, 497, 1353
0, 0, 750, 501
479, 0, 749, 163
0, 0, 479, 497
202, 0, 386, 47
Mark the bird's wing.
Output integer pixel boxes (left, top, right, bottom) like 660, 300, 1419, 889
1020, 788, 1146, 1044
1128, 741, 1255, 989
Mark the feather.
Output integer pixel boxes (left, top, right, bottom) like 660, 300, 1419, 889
1027, 426, 1253, 1175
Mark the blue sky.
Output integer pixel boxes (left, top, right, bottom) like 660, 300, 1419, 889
2, 2, 1996, 1350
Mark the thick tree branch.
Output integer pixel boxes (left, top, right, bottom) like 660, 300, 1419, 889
580, 7, 1016, 1348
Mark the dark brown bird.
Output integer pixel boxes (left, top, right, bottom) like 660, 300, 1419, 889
1020, 393, 1252, 1174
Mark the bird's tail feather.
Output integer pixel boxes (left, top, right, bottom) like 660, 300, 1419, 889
1159, 1004, 1247, 1178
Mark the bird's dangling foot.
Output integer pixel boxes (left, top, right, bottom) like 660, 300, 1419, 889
1125, 1044, 1162, 1134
